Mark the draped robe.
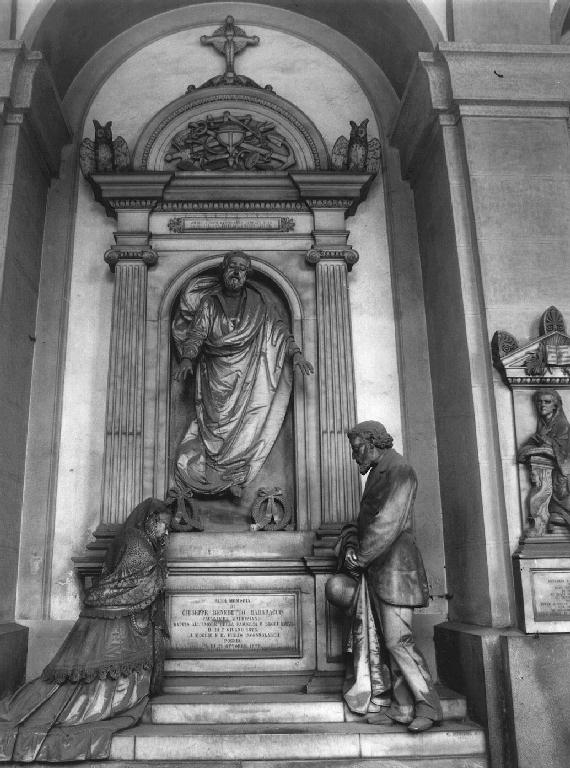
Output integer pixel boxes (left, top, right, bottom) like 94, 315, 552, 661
534, 408, 570, 525
0, 500, 168, 763
173, 283, 295, 496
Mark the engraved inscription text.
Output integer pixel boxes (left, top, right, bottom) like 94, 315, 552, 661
532, 570, 570, 620
168, 591, 300, 657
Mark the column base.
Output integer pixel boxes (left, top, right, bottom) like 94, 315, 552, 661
435, 621, 570, 768
502, 633, 570, 768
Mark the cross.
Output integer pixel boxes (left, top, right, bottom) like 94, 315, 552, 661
200, 16, 259, 83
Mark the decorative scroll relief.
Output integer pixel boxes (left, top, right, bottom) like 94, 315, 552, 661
167, 215, 295, 233
168, 591, 300, 657
164, 112, 296, 172
493, 306, 570, 387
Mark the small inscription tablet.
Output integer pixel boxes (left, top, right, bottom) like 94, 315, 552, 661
168, 591, 300, 657
531, 570, 570, 621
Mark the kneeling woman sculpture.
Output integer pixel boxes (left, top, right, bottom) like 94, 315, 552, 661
0, 498, 171, 763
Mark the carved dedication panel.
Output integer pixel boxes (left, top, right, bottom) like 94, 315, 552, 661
516, 556, 570, 632
532, 569, 570, 621
168, 591, 301, 657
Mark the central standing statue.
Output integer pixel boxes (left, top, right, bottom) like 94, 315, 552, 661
172, 251, 313, 499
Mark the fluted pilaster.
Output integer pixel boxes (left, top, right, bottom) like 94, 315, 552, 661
102, 249, 156, 523
307, 248, 360, 525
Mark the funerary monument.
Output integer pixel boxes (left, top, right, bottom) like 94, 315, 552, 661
2, 2, 570, 767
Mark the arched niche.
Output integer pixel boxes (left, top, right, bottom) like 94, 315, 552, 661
151, 253, 311, 532
132, 85, 330, 171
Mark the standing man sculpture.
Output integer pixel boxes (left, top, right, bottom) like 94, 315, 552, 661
172, 251, 313, 500
326, 421, 442, 733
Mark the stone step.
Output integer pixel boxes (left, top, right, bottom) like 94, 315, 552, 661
147, 689, 467, 725
60, 759, 487, 768
110, 720, 487, 765
162, 673, 342, 695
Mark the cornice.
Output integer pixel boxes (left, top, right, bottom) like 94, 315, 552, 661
156, 200, 307, 212
392, 43, 570, 182
86, 170, 374, 219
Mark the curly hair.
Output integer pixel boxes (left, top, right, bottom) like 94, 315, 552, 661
346, 420, 394, 450
220, 251, 252, 274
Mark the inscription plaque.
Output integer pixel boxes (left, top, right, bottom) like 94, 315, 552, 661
168, 215, 295, 233
168, 591, 301, 657
532, 569, 570, 621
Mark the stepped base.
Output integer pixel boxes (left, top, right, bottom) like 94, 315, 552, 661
12, 674, 482, 766
103, 683, 486, 766
162, 673, 343, 695
147, 687, 467, 725
110, 721, 487, 765
39, 760, 487, 768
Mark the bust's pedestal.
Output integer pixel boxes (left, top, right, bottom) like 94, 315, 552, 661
513, 534, 570, 633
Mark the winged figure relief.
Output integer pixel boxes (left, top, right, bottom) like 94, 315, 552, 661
331, 118, 381, 172
79, 120, 131, 177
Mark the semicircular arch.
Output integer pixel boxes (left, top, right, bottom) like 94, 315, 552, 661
24, 0, 440, 111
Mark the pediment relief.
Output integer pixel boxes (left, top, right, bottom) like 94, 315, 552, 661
131, 86, 330, 172
493, 306, 570, 387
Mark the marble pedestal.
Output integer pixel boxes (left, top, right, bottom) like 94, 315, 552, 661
513, 535, 570, 633
164, 532, 343, 682
435, 620, 570, 768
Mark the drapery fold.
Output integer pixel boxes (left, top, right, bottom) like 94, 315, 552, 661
173, 281, 294, 495
0, 498, 170, 762
342, 574, 391, 715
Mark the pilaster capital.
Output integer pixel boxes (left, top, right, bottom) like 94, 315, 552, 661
305, 247, 359, 271
104, 246, 158, 273
305, 198, 355, 210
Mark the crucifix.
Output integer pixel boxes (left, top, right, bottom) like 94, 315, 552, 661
200, 16, 260, 85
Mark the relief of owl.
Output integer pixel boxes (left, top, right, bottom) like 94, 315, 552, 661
331, 118, 381, 172
79, 120, 131, 177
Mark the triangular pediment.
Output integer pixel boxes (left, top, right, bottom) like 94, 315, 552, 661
492, 307, 570, 387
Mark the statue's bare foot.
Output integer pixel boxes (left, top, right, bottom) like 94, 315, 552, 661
229, 484, 242, 501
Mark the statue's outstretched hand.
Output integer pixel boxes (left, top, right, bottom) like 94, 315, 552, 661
174, 358, 194, 381
293, 352, 314, 376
